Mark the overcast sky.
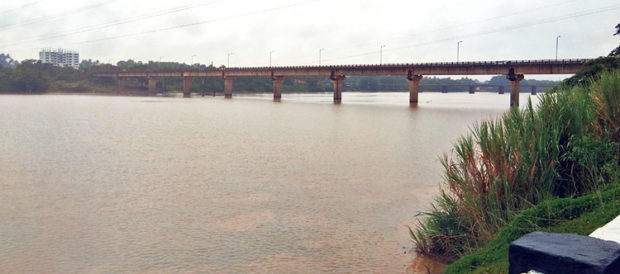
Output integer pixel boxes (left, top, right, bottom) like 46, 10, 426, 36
1, 0, 618, 78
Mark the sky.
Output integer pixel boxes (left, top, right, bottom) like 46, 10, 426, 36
0, 0, 618, 79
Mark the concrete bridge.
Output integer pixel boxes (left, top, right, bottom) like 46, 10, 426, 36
94, 59, 589, 106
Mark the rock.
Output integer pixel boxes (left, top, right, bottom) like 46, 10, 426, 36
509, 231, 620, 274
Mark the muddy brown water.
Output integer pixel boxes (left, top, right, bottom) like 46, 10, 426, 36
0, 92, 537, 273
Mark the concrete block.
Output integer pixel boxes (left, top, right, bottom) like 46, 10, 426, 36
509, 232, 620, 274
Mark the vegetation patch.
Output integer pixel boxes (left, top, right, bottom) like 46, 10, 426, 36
445, 184, 620, 273
411, 69, 619, 260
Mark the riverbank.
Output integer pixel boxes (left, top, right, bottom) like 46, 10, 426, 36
411, 58, 619, 271
446, 184, 620, 273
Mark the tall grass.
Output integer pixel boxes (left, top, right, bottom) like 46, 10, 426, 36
411, 71, 620, 260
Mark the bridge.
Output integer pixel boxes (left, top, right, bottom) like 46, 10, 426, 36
409, 83, 556, 94
94, 59, 589, 107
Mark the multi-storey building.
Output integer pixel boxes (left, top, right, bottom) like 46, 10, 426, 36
39, 48, 80, 69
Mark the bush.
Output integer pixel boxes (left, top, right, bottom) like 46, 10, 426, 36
412, 71, 620, 260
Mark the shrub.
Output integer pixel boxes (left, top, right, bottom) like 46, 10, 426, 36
412, 71, 620, 260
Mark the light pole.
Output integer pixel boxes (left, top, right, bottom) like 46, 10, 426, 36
380, 45, 386, 64
457, 41, 463, 62
269, 50, 275, 67
191, 54, 196, 65
227, 53, 233, 67
319, 48, 324, 66
555, 35, 561, 61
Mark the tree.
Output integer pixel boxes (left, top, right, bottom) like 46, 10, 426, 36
609, 23, 620, 57
0, 53, 18, 68
12, 60, 51, 92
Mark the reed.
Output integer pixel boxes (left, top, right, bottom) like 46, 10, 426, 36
412, 71, 620, 260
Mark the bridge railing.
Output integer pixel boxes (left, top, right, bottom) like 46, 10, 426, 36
94, 59, 590, 75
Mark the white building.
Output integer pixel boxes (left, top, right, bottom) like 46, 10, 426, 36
39, 48, 80, 69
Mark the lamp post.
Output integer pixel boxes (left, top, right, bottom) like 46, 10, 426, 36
555, 35, 561, 61
319, 48, 324, 66
269, 50, 275, 67
191, 54, 196, 65
380, 45, 386, 64
457, 41, 463, 62
227, 53, 233, 67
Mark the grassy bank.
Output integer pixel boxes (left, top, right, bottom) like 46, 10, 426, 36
411, 65, 619, 264
445, 184, 620, 273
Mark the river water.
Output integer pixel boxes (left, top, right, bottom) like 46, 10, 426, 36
0, 92, 537, 273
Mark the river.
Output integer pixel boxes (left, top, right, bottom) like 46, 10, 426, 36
0, 92, 537, 273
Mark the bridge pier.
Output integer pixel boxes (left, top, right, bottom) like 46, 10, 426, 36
531, 85, 537, 95
116, 77, 128, 92
469, 85, 475, 94
272, 76, 284, 101
224, 76, 234, 99
330, 72, 345, 103
406, 74, 423, 104
182, 76, 192, 97
507, 73, 524, 107
148, 77, 159, 93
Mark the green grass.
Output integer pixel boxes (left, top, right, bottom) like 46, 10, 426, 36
445, 184, 620, 273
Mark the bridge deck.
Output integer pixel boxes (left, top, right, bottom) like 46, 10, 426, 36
95, 59, 589, 78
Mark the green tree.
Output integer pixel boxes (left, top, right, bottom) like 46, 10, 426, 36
12, 60, 51, 92
608, 23, 620, 57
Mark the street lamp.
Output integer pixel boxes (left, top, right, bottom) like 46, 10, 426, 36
191, 54, 197, 65
269, 50, 275, 67
457, 41, 463, 62
380, 45, 386, 65
319, 48, 325, 66
555, 35, 561, 61
227, 53, 233, 67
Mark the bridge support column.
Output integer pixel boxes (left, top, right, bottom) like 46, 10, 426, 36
330, 73, 345, 103
224, 76, 234, 99
117, 77, 127, 92
182, 76, 192, 97
407, 74, 422, 104
148, 77, 158, 93
507, 73, 524, 107
531, 85, 537, 95
469, 85, 475, 94
272, 76, 284, 100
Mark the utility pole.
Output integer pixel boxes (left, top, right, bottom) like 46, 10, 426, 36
555, 35, 561, 61
319, 48, 324, 66
269, 50, 275, 67
380, 45, 386, 64
457, 41, 463, 62
227, 53, 233, 67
